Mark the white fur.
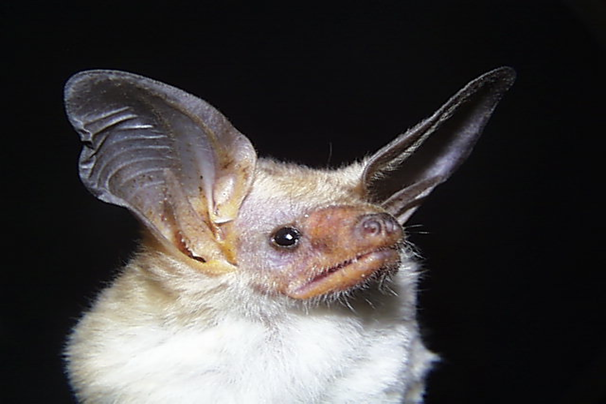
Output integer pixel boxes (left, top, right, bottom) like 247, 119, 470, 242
66, 247, 435, 404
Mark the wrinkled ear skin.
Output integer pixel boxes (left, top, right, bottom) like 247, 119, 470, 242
64, 70, 257, 270
363, 67, 516, 224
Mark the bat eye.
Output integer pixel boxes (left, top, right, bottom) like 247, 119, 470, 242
271, 226, 301, 248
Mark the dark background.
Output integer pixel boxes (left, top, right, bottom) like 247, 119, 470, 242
4, 1, 605, 403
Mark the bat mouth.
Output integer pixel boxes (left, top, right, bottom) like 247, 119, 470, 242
286, 247, 400, 300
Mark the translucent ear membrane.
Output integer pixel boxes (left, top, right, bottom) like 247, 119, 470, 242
361, 67, 515, 224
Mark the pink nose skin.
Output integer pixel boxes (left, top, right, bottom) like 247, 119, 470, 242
355, 213, 402, 241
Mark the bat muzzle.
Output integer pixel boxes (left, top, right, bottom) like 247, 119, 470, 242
283, 206, 404, 299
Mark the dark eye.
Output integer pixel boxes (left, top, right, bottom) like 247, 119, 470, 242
271, 226, 301, 248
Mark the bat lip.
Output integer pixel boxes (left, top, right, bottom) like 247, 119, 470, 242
285, 247, 400, 300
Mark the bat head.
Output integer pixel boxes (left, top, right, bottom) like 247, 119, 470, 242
65, 68, 514, 301
230, 160, 404, 300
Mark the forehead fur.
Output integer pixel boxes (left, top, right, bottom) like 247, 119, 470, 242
254, 158, 365, 205
235, 158, 367, 228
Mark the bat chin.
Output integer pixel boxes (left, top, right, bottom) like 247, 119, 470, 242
285, 247, 400, 300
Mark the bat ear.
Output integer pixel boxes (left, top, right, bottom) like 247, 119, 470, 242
65, 70, 257, 271
362, 67, 515, 224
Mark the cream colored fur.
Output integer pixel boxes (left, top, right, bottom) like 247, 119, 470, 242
66, 161, 436, 404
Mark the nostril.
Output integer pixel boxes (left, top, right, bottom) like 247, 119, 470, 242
357, 213, 401, 240
362, 218, 383, 236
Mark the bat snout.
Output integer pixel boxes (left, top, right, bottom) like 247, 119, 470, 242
282, 207, 403, 299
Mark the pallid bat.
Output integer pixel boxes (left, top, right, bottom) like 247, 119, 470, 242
64, 67, 514, 403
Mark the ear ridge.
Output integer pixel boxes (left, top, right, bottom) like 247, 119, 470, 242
362, 67, 516, 223
65, 70, 256, 267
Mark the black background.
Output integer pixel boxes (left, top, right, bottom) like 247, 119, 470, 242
4, 1, 605, 403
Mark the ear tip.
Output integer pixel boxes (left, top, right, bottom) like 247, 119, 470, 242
64, 69, 146, 99
65, 69, 110, 91
64, 70, 113, 110
486, 66, 517, 89
461, 67, 516, 107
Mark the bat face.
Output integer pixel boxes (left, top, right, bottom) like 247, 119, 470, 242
65, 67, 514, 303
232, 161, 403, 300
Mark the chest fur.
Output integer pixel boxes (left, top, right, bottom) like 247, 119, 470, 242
67, 272, 430, 404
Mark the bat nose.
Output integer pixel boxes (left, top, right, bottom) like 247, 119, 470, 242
356, 213, 402, 241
